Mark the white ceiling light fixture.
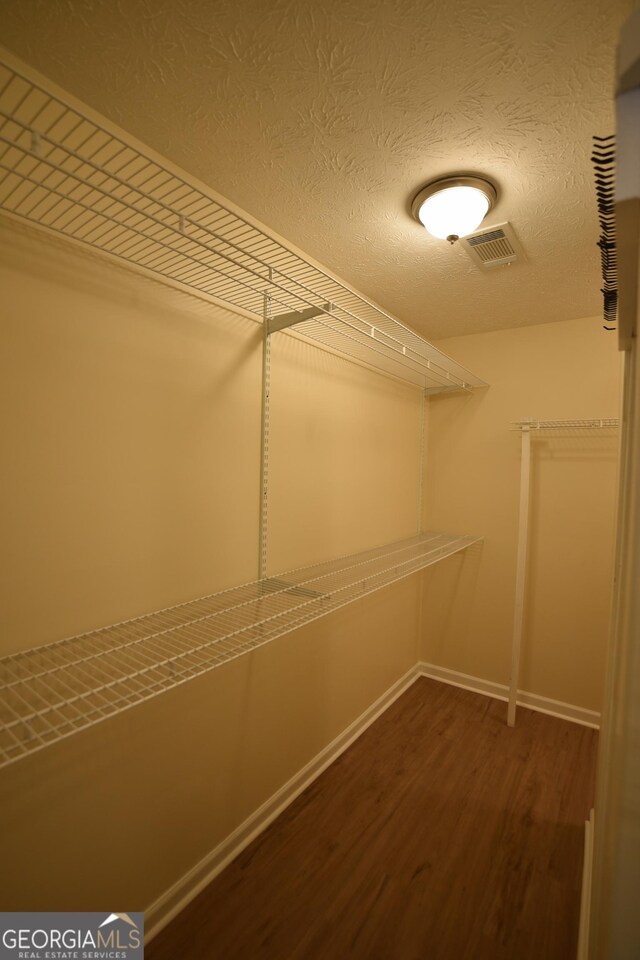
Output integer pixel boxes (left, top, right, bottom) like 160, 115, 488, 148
411, 176, 498, 244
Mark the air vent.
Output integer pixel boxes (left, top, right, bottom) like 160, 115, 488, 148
460, 222, 525, 269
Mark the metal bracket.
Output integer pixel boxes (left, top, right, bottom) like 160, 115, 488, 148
259, 295, 272, 580
417, 388, 427, 534
267, 302, 332, 335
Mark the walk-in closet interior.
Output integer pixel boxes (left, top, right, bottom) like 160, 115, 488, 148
1, 2, 639, 958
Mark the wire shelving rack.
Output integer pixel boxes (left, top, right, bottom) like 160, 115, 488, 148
0, 533, 480, 768
513, 418, 620, 431
0, 56, 485, 395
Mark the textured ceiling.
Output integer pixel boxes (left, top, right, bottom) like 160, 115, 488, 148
0, 0, 632, 339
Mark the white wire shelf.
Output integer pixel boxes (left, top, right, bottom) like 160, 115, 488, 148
0, 533, 481, 769
0, 56, 486, 395
513, 418, 620, 431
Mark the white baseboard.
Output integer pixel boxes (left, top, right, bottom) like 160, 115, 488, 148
418, 662, 601, 729
145, 664, 420, 942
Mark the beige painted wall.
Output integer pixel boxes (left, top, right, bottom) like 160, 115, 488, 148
421, 316, 621, 712
0, 219, 421, 911
0, 221, 262, 652
268, 332, 421, 572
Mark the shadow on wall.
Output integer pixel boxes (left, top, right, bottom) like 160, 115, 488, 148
528, 433, 619, 463
0, 215, 263, 339
420, 543, 484, 666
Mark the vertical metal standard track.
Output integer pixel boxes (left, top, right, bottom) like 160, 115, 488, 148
416, 389, 427, 658
259, 293, 272, 581
508, 424, 531, 727
417, 389, 427, 534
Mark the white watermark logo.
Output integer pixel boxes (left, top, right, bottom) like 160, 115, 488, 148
0, 912, 144, 959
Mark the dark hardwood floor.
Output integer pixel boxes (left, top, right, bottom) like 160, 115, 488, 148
146, 678, 598, 960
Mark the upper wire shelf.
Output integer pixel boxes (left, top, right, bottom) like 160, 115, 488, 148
513, 418, 620, 431
0, 532, 481, 768
0, 56, 486, 395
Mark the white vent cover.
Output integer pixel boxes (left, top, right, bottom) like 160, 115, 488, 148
460, 222, 525, 269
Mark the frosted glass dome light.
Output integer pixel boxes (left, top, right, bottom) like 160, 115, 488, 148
418, 186, 489, 239
411, 176, 497, 243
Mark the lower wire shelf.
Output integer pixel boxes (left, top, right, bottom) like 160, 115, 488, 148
0, 532, 481, 768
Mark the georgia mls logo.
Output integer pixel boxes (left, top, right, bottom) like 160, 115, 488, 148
0, 912, 144, 959
97, 914, 141, 949
99, 914, 140, 937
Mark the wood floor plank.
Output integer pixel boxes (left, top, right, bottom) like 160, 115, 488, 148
146, 678, 597, 960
